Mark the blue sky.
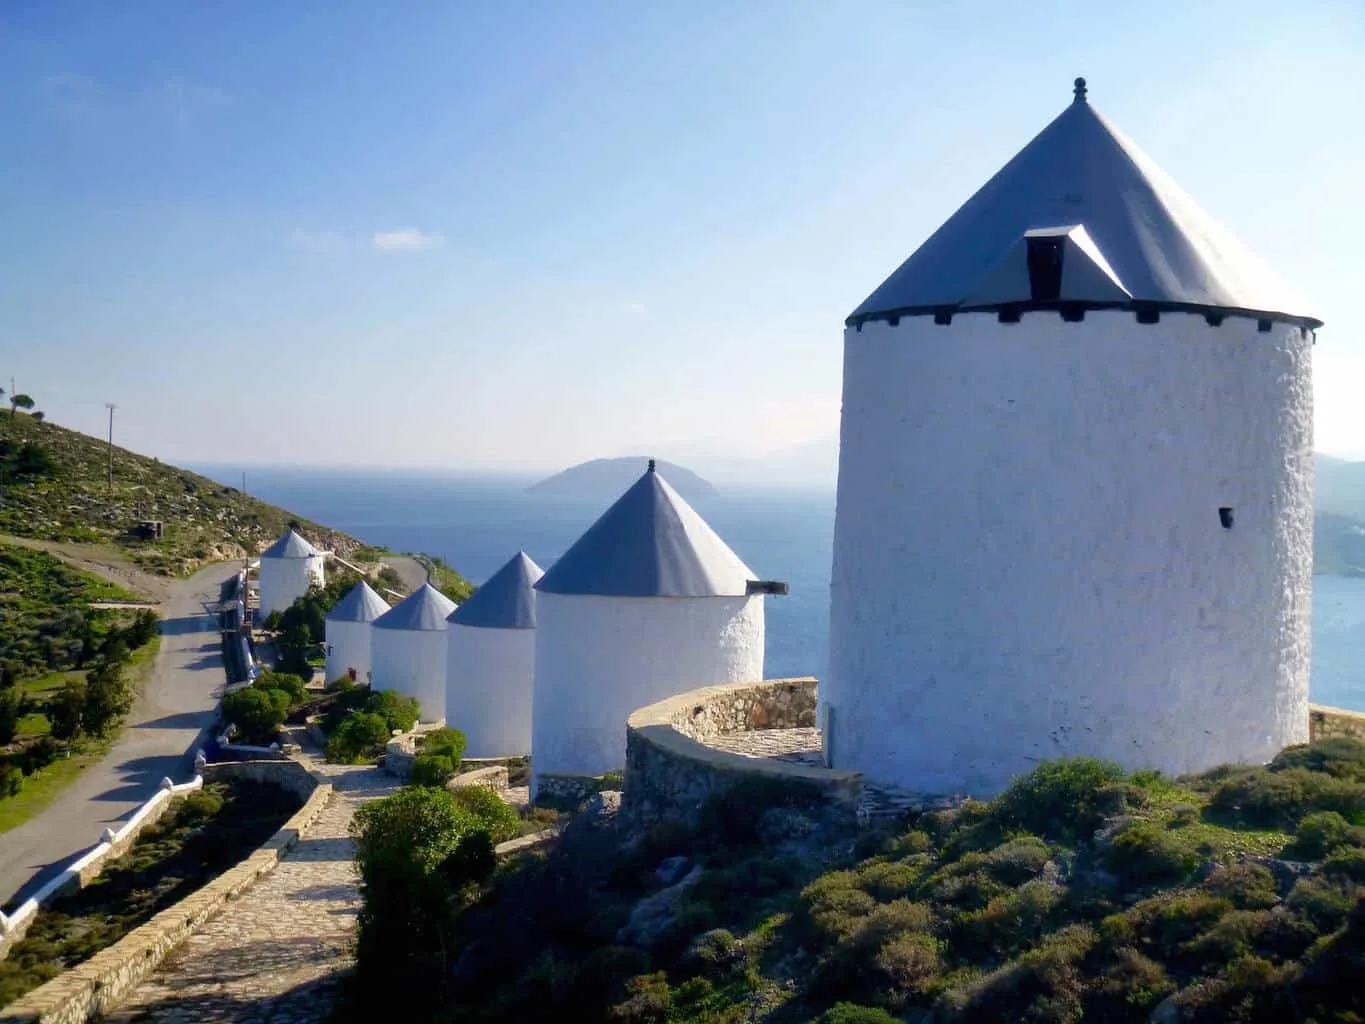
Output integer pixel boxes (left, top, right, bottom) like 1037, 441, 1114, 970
2, 0, 1362, 472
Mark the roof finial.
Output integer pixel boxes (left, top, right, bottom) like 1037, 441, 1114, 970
1073, 77, 1087, 103
647, 458, 656, 473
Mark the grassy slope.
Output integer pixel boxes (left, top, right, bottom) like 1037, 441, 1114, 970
0, 637, 159, 835
0, 411, 358, 577
435, 741, 1365, 1024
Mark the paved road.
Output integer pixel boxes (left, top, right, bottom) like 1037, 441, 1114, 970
0, 561, 240, 908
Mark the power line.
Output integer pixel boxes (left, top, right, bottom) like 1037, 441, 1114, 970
105, 403, 117, 491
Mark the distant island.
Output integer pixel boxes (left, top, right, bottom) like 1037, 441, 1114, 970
528, 457, 717, 501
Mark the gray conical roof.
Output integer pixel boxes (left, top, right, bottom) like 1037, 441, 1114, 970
373, 582, 457, 631
326, 580, 390, 624
261, 528, 321, 560
536, 464, 755, 597
449, 551, 543, 629
849, 80, 1319, 328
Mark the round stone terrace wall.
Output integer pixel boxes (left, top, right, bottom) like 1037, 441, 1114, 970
622, 677, 861, 826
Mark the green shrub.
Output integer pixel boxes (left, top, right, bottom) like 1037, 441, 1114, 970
1270, 737, 1365, 780
82, 661, 132, 737
853, 859, 922, 901
696, 776, 823, 847
447, 785, 520, 844
681, 928, 745, 980
982, 835, 1052, 885
941, 924, 1095, 1024
1208, 767, 1365, 830
326, 712, 391, 763
799, 871, 879, 943
1202, 863, 1279, 910
422, 726, 466, 765
20, 736, 57, 774
49, 681, 85, 740
1082, 947, 1175, 1021
1290, 811, 1353, 859
368, 690, 421, 732
956, 880, 1063, 959
0, 762, 23, 797
409, 754, 455, 788
253, 671, 308, 704
814, 1002, 903, 1024
1173, 954, 1297, 1022
608, 971, 671, 1023
1287, 874, 1357, 931
990, 758, 1128, 843
349, 787, 497, 1017
222, 686, 289, 745
1322, 847, 1365, 883
1121, 893, 1232, 960
0, 687, 21, 744
816, 899, 939, 1003
1106, 820, 1202, 885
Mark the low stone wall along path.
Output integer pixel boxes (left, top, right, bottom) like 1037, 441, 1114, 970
106, 756, 398, 1024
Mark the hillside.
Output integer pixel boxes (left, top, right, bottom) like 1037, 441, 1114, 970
529, 457, 718, 501
0, 412, 359, 577
346, 739, 1365, 1023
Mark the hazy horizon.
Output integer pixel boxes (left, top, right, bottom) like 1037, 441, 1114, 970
4, 2, 1362, 469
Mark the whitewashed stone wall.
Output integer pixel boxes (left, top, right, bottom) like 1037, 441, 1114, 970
826, 312, 1314, 795
531, 593, 765, 794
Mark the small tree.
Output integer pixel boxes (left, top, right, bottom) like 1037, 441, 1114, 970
30, 411, 44, 426
9, 394, 34, 419
253, 671, 308, 704
222, 687, 289, 745
326, 712, 391, 763
83, 661, 133, 737
0, 687, 23, 745
49, 682, 86, 741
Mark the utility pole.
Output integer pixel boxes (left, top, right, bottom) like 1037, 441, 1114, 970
105, 403, 117, 490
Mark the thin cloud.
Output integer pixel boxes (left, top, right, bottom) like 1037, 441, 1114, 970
372, 228, 444, 253
157, 76, 233, 123
287, 230, 348, 255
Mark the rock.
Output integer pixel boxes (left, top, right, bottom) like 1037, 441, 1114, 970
559, 790, 624, 858
1149, 994, 1182, 1023
617, 864, 703, 947
655, 855, 691, 886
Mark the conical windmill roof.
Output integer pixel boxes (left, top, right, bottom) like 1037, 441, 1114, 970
449, 551, 543, 629
373, 582, 458, 631
536, 463, 755, 597
326, 580, 390, 623
849, 79, 1320, 328
261, 528, 321, 560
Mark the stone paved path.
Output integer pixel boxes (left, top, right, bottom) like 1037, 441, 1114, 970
107, 758, 398, 1024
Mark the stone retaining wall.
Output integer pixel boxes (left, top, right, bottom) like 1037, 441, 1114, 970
448, 765, 509, 795
0, 765, 329, 1024
622, 678, 861, 827
534, 772, 619, 809
1310, 704, 1365, 743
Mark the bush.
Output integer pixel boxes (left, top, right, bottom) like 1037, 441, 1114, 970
1270, 737, 1365, 780
990, 758, 1128, 843
20, 736, 57, 774
350, 787, 498, 1017
1203, 863, 1279, 910
609, 971, 671, 1023
447, 785, 520, 844
253, 671, 308, 704
1208, 767, 1365, 830
681, 928, 745, 980
410, 754, 455, 788
942, 924, 1095, 1024
0, 762, 23, 797
814, 1004, 902, 1024
0, 687, 22, 744
1106, 820, 1202, 885
367, 690, 421, 733
422, 726, 466, 766
1290, 811, 1353, 859
1083, 947, 1174, 1021
1287, 874, 1357, 931
696, 776, 823, 847
1321, 847, 1365, 883
82, 662, 132, 737
222, 686, 289, 745
49, 681, 86, 740
326, 712, 391, 764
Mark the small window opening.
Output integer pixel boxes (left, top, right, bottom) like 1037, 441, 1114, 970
1219, 507, 1234, 529
1026, 237, 1064, 301
933, 310, 953, 326
998, 308, 1022, 324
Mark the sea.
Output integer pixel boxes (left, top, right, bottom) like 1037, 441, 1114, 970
199, 466, 1365, 712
